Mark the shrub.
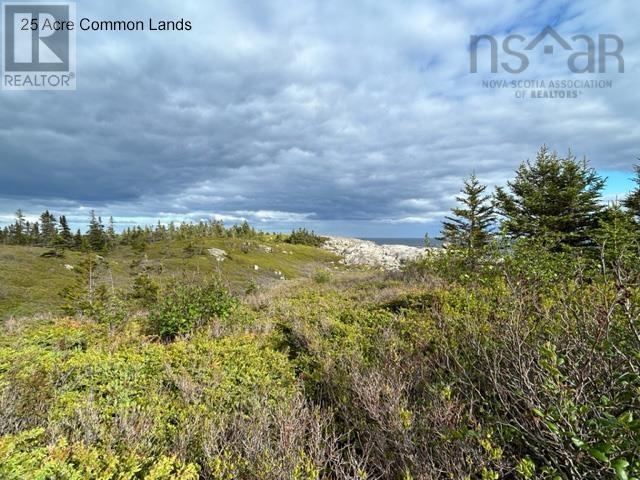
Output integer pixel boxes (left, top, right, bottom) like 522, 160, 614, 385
88, 286, 129, 330
60, 273, 130, 330
182, 241, 203, 257
394, 241, 640, 478
131, 274, 160, 307
0, 319, 302, 479
312, 270, 330, 284
149, 280, 237, 340
286, 229, 326, 247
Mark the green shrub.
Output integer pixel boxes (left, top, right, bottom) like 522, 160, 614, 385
397, 241, 640, 478
312, 270, 330, 284
131, 274, 160, 307
0, 316, 302, 479
149, 280, 237, 340
285, 229, 326, 247
89, 285, 130, 330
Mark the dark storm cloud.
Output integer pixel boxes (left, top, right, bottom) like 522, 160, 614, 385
0, 0, 638, 235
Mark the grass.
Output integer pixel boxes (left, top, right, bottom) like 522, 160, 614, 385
0, 238, 340, 320
0, 246, 84, 319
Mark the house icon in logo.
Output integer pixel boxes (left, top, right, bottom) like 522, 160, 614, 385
2, 2, 76, 90
525, 26, 573, 55
470, 24, 624, 74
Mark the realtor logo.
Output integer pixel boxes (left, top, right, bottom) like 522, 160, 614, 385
470, 26, 624, 74
2, 2, 76, 90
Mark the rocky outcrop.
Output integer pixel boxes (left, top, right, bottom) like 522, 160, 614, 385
207, 248, 228, 261
322, 237, 435, 270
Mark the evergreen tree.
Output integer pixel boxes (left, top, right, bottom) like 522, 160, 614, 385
87, 211, 106, 251
106, 216, 117, 250
495, 146, 605, 248
73, 229, 84, 249
154, 220, 166, 241
39, 210, 58, 246
29, 222, 40, 245
229, 221, 254, 238
594, 203, 638, 270
440, 174, 495, 250
623, 164, 640, 221
13, 209, 26, 245
59, 215, 73, 247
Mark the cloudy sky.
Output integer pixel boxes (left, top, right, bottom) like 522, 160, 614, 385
1, 0, 638, 236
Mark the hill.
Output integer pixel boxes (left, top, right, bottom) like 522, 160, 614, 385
0, 237, 339, 320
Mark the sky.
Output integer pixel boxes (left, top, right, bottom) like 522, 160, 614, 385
1, 0, 638, 237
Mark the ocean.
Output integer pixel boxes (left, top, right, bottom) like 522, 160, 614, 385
360, 238, 427, 247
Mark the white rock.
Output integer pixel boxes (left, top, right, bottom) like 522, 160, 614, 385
64, 264, 74, 271
207, 248, 228, 261
254, 264, 260, 270
322, 237, 437, 271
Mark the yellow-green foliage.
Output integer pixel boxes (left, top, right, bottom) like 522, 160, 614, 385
0, 317, 296, 478
1, 236, 639, 479
0, 429, 198, 480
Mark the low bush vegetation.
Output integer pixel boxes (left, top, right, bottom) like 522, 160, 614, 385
3, 234, 637, 478
149, 280, 237, 340
1, 147, 639, 477
286, 229, 327, 247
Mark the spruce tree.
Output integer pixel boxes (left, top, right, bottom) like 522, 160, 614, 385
29, 222, 40, 245
13, 209, 26, 245
440, 173, 495, 250
595, 203, 638, 269
73, 229, 84, 249
495, 146, 605, 248
39, 210, 58, 246
106, 216, 117, 250
87, 211, 106, 251
59, 215, 73, 247
623, 164, 640, 221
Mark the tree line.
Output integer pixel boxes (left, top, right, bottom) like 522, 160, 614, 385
0, 209, 258, 252
439, 145, 640, 254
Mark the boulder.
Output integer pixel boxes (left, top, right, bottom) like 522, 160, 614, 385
207, 248, 228, 262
